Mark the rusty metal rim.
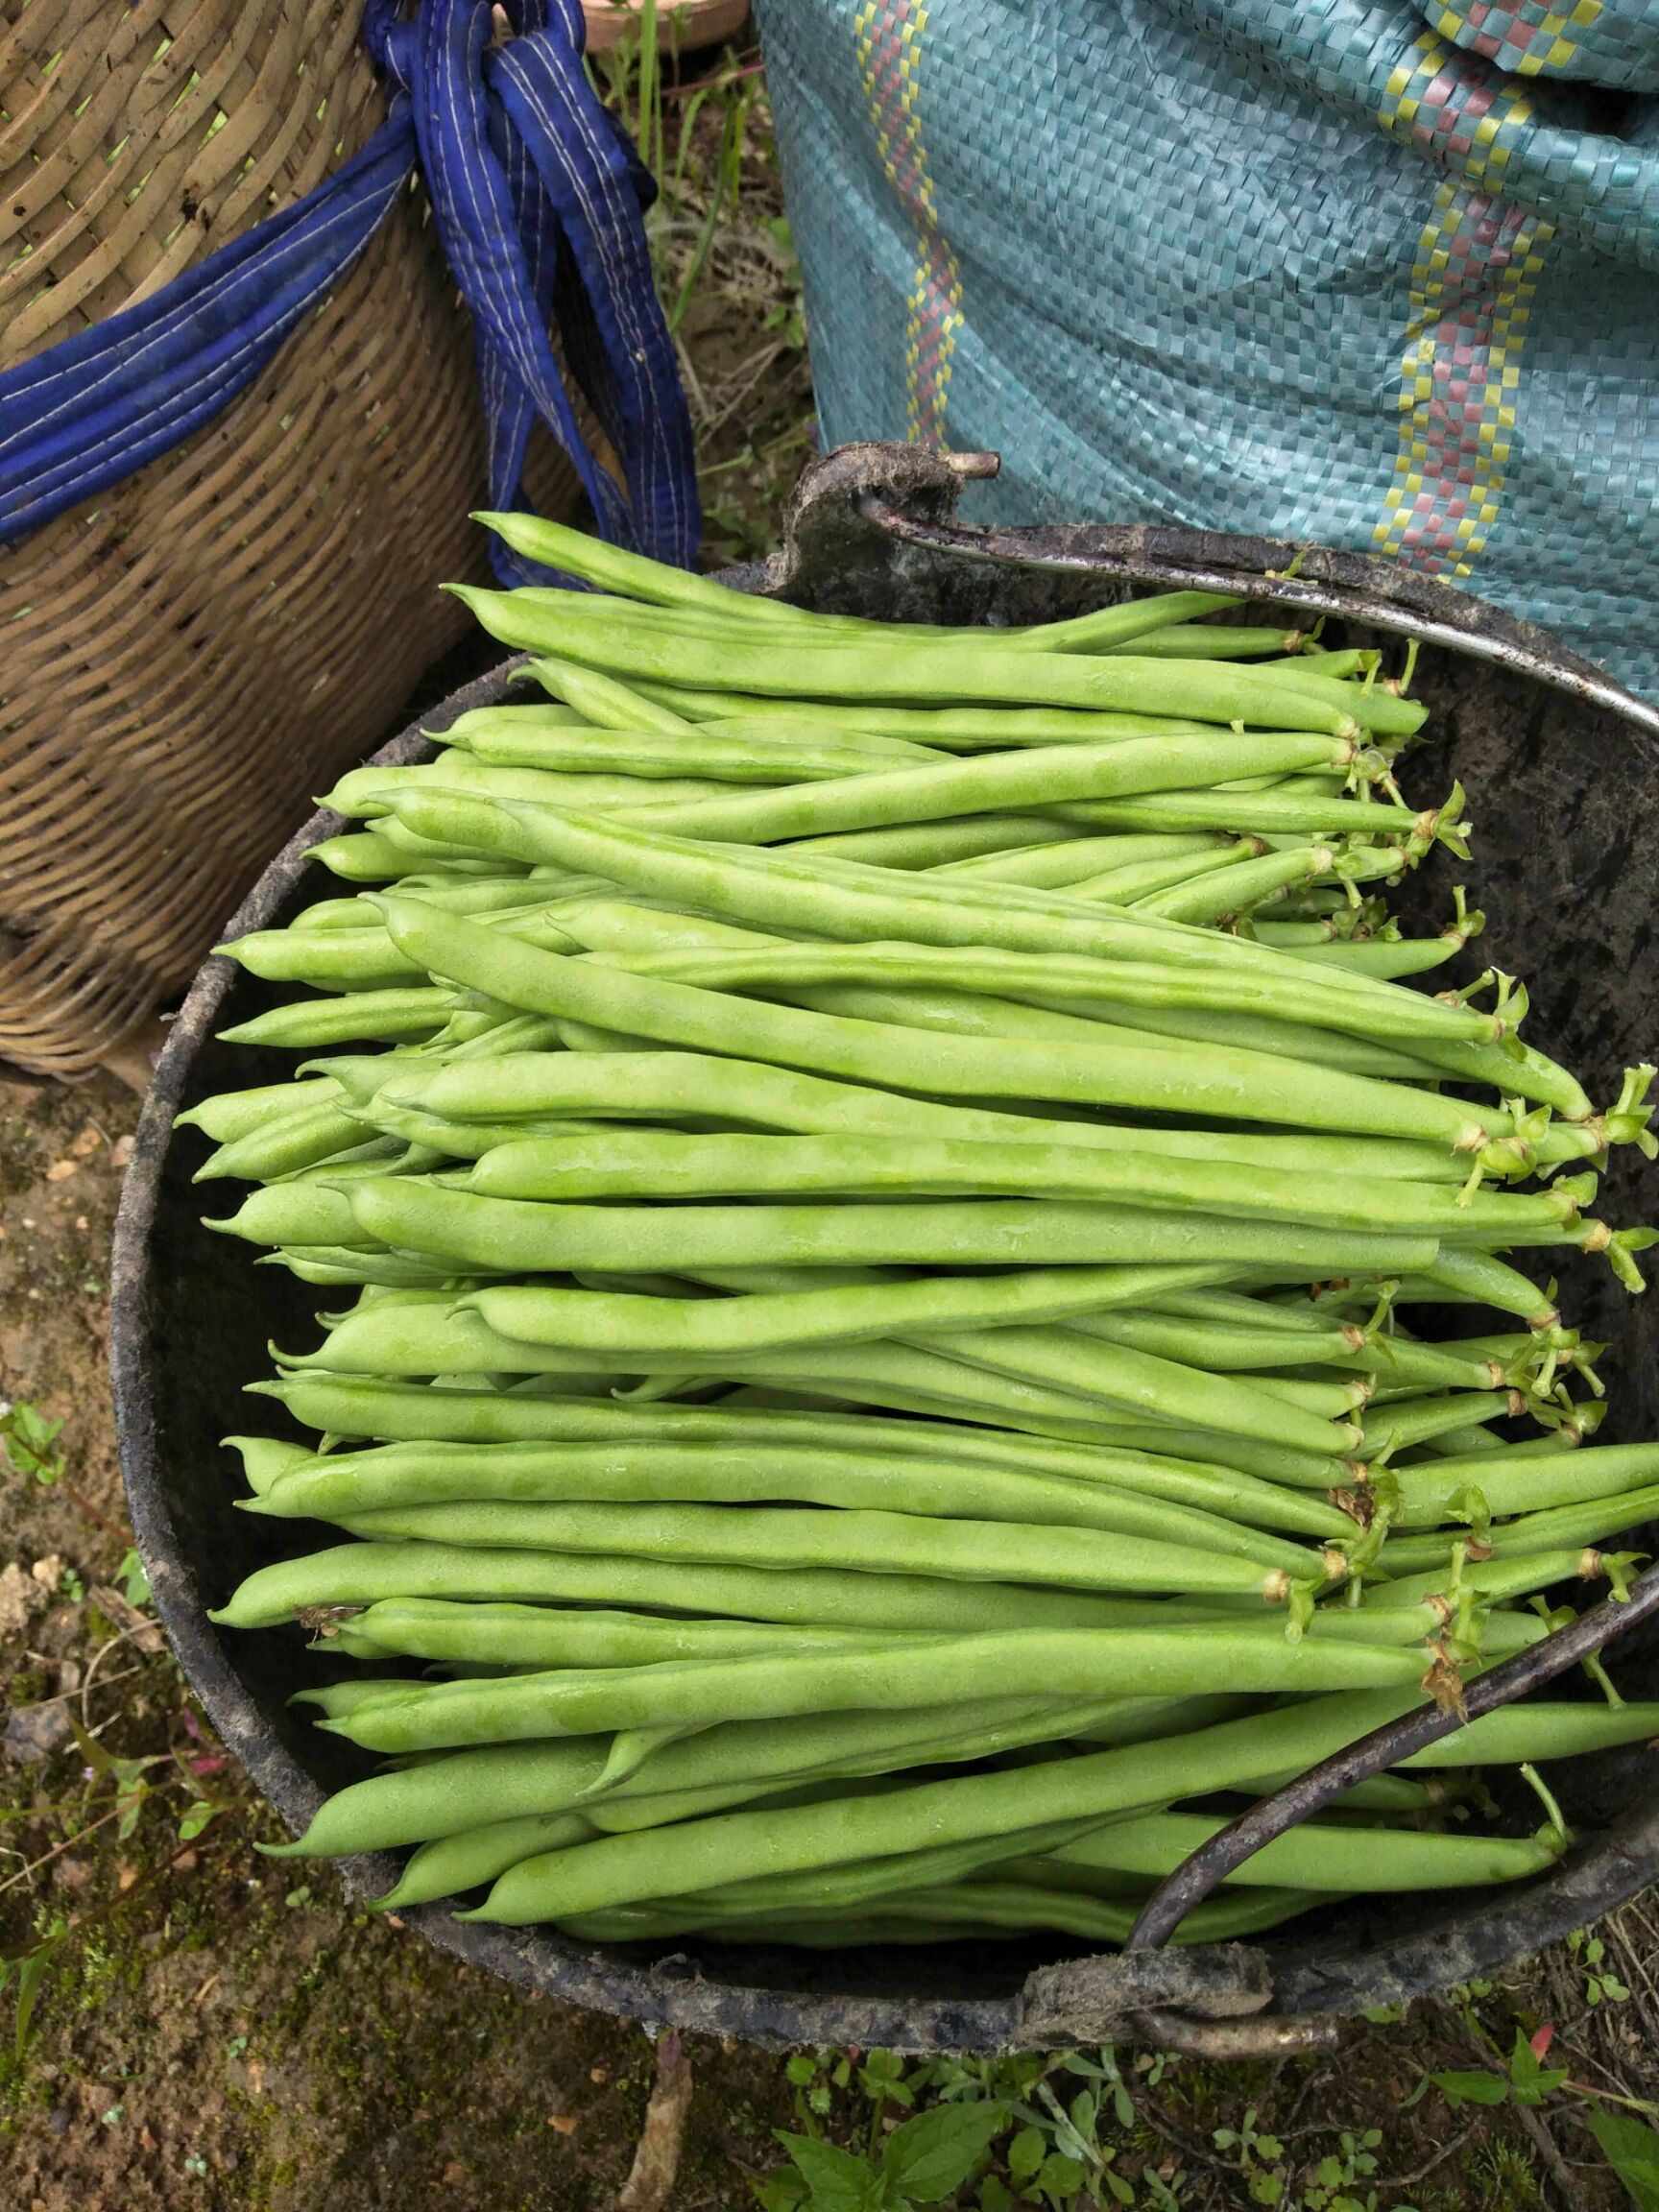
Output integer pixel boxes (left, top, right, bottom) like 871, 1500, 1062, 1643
861, 493, 1659, 744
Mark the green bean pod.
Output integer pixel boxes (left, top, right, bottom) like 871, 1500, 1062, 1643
210, 1539, 1214, 1635
1042, 1809, 1557, 1891
192, 1100, 368, 1184
458, 1130, 1572, 1242
252, 1377, 1349, 1537
332, 1499, 1295, 1600
942, 832, 1227, 886
1400, 1702, 1659, 1767
617, 732, 1352, 846
372, 892, 1508, 1151
1389, 1443, 1659, 1527
451, 585, 1424, 737
463, 1691, 1427, 1921
178, 1078, 344, 1145
373, 1047, 1475, 1184
340, 1175, 1441, 1280
319, 1630, 1425, 1755
219, 989, 455, 1048
250, 1438, 1317, 1575
594, 933, 1503, 1049
371, 1811, 599, 1910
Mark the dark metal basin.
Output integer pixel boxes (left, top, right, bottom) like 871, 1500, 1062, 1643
111, 443, 1659, 2052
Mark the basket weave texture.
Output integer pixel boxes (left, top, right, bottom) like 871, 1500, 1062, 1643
0, 1, 540, 1078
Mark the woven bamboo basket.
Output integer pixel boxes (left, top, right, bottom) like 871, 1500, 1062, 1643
0, 0, 572, 1081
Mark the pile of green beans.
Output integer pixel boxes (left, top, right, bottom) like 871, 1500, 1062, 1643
193, 511, 1659, 1948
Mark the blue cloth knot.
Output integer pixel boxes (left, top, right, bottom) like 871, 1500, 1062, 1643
0, 0, 699, 585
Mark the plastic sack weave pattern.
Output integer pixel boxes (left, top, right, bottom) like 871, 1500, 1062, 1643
754, 0, 1659, 699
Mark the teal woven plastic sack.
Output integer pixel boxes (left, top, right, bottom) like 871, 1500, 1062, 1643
753, 0, 1659, 698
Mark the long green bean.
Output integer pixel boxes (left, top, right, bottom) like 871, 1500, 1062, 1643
320, 1632, 1424, 1756
331, 1500, 1296, 1600
248, 1437, 1320, 1574
370, 893, 1511, 1150
464, 1693, 1430, 1921
452, 585, 1426, 738
211, 1540, 1219, 1635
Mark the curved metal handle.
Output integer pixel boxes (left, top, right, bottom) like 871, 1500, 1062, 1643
1129, 1563, 1659, 1954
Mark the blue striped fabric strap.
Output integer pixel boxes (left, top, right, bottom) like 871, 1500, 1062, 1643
0, 0, 699, 580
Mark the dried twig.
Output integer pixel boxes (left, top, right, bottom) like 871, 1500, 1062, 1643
0, 1802, 125, 1898
1434, 2002, 1579, 2212
611, 2030, 694, 2212
51, 1476, 126, 1545
1127, 2092, 1230, 2173
87, 1585, 165, 1656
1505, 2095, 1579, 2210
1377, 2123, 1475, 2190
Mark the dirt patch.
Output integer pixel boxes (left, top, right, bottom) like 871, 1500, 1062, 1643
0, 1067, 799, 2212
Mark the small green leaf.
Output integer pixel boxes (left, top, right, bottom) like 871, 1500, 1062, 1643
785, 2056, 818, 2087
116, 1548, 152, 1609
1007, 2128, 1046, 2184
1431, 2068, 1510, 2108
775, 2131, 883, 2212
1507, 2032, 1570, 2107
1037, 2152, 1086, 2203
976, 2183, 1013, 2212
754, 2172, 810, 2212
0, 1402, 65, 1485
881, 2102, 1007, 2204
5, 1919, 66, 2061
1590, 2111, 1659, 2211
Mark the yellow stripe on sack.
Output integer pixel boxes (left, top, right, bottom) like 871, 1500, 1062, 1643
1430, 1, 1603, 77
1373, 178, 1554, 577
853, 0, 965, 444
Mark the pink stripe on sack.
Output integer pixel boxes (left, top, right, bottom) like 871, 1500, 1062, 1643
854, 2, 964, 444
